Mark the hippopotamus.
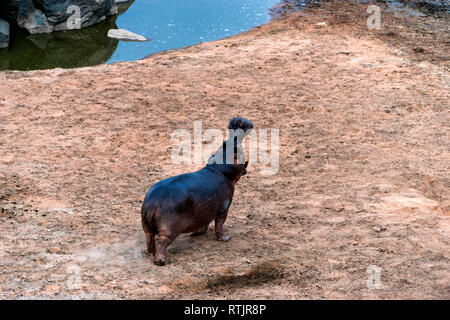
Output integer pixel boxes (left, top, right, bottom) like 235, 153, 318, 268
141, 118, 253, 265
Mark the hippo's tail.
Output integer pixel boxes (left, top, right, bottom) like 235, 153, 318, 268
141, 202, 157, 234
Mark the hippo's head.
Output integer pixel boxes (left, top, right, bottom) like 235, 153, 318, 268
206, 117, 253, 184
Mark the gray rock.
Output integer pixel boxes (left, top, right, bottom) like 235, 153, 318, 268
0, 0, 117, 34
0, 18, 9, 49
37, 0, 115, 30
109, 5, 119, 16
18, 8, 54, 34
107, 29, 149, 42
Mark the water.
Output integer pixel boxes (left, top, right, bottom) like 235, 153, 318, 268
0, 0, 280, 71
110, 0, 281, 63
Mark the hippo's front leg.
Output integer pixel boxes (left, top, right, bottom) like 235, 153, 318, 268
215, 210, 230, 242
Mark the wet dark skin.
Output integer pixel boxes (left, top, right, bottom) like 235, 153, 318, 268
141, 118, 253, 266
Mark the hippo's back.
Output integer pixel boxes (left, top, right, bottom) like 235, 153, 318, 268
142, 168, 231, 214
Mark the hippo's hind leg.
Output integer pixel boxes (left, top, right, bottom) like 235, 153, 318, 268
154, 234, 176, 266
142, 218, 156, 256
190, 223, 209, 237
145, 232, 156, 257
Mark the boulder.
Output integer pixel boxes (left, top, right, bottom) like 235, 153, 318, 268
18, 8, 53, 34
0, 19, 10, 49
36, 0, 116, 31
0, 0, 118, 34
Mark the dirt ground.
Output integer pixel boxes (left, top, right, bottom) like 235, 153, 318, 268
0, 1, 449, 299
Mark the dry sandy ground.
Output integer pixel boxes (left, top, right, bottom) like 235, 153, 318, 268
0, 2, 449, 299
